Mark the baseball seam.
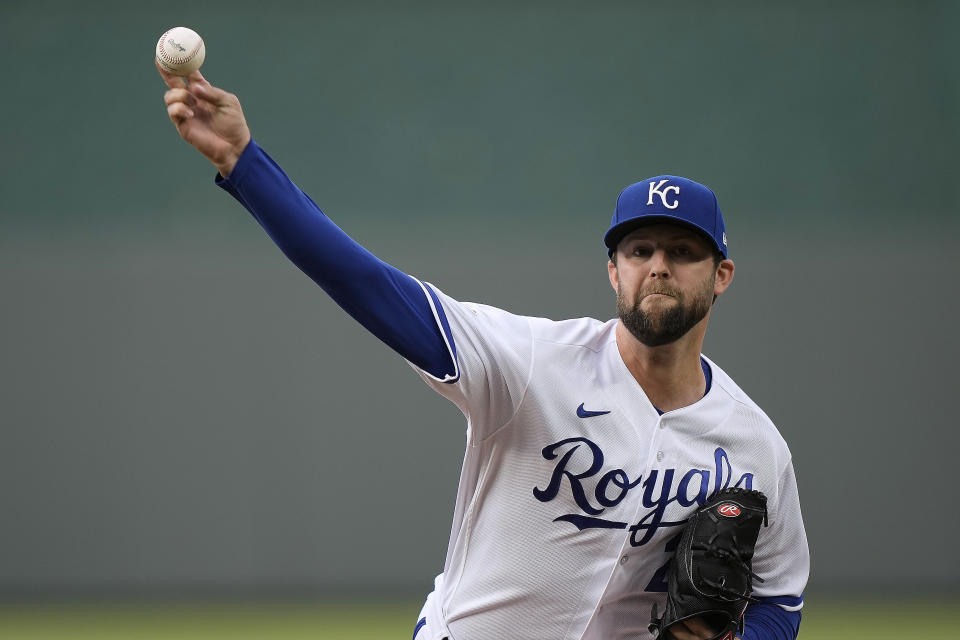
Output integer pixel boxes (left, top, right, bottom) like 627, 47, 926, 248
158, 31, 201, 65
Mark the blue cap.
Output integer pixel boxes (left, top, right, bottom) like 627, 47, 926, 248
603, 176, 728, 258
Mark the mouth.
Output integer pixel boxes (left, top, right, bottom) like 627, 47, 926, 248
641, 292, 676, 301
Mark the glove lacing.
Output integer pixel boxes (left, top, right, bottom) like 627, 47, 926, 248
691, 530, 765, 603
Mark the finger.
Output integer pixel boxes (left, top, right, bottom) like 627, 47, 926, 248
155, 58, 187, 89
682, 617, 717, 638
189, 69, 211, 87
666, 619, 713, 640
664, 624, 697, 640
167, 101, 195, 123
189, 77, 235, 106
164, 88, 195, 107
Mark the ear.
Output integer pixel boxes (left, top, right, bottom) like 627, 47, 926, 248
713, 259, 735, 296
608, 258, 619, 293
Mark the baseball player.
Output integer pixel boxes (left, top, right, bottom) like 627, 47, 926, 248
158, 64, 809, 640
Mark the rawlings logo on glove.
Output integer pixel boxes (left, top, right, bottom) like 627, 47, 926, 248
649, 487, 768, 640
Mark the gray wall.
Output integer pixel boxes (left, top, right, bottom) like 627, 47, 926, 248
1, 1, 958, 596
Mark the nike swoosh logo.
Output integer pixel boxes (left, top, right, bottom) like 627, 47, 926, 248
577, 403, 611, 418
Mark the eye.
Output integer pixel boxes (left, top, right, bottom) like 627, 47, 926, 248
672, 245, 691, 257
631, 246, 653, 257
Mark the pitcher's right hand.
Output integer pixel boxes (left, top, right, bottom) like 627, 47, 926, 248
157, 59, 251, 178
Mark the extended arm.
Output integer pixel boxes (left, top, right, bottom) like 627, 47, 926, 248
158, 64, 456, 379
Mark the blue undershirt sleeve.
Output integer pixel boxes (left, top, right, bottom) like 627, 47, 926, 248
740, 602, 802, 640
215, 140, 457, 381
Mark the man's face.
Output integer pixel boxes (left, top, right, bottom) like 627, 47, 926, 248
608, 223, 730, 347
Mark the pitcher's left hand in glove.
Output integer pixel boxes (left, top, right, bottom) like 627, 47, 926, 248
649, 487, 768, 640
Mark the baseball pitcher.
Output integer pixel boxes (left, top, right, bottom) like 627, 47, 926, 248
158, 63, 809, 640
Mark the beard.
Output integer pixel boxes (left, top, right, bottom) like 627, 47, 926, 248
617, 276, 714, 347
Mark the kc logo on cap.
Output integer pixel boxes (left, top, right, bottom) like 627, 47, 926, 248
647, 179, 680, 210
603, 174, 729, 259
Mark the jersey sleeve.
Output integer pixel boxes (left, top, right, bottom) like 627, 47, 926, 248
750, 457, 809, 612
740, 603, 801, 640
410, 285, 534, 442
215, 140, 457, 381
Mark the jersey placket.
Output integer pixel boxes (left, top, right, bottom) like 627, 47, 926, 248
575, 342, 674, 639
581, 412, 669, 638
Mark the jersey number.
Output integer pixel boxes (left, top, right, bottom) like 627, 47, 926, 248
644, 533, 682, 592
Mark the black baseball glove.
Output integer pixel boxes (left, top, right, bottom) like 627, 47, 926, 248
648, 487, 768, 640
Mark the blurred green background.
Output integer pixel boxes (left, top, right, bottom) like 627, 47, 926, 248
1, 597, 956, 639
1, 0, 957, 637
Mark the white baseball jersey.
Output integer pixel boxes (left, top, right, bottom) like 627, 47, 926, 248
410, 285, 809, 640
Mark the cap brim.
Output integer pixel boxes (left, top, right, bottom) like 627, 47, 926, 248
604, 215, 724, 257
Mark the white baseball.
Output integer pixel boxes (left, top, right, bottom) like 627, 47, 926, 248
156, 27, 206, 76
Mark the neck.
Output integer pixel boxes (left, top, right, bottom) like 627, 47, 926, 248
615, 317, 709, 412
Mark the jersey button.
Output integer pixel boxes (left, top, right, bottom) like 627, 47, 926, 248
656, 451, 664, 461
620, 555, 629, 565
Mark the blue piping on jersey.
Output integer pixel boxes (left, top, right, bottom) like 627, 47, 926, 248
756, 594, 804, 611
412, 616, 427, 639
653, 357, 713, 415
418, 279, 460, 383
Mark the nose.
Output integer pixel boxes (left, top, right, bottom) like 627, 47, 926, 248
648, 248, 670, 279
